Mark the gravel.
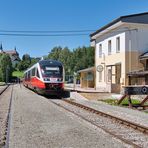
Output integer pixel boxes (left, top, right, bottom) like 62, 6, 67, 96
70, 92, 148, 127
9, 84, 130, 148
51, 99, 148, 147
0, 85, 12, 147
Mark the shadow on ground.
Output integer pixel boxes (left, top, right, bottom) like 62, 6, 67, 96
45, 90, 70, 99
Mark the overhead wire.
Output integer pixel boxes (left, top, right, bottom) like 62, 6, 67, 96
0, 29, 95, 33
0, 29, 94, 37
0, 28, 137, 37
0, 33, 90, 36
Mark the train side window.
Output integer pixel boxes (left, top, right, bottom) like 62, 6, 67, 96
25, 73, 27, 80
36, 69, 40, 78
32, 68, 35, 76
28, 71, 31, 80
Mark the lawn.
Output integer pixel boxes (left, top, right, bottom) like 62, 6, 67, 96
101, 98, 141, 106
12, 71, 24, 78
0, 82, 5, 86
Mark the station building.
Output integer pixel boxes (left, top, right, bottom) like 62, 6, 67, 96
88, 12, 148, 93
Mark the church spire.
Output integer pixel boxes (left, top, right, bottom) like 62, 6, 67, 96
0, 43, 3, 52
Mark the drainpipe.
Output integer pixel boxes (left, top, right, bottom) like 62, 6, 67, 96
94, 39, 97, 90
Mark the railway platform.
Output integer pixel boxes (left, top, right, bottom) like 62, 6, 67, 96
8, 84, 128, 148
65, 83, 106, 93
64, 83, 122, 100
1, 84, 148, 147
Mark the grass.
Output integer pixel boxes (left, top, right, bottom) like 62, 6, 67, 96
101, 99, 118, 105
0, 82, 5, 86
101, 98, 141, 106
12, 71, 24, 78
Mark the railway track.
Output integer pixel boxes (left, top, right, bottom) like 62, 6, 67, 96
0, 85, 13, 147
49, 98, 148, 148
0, 85, 9, 96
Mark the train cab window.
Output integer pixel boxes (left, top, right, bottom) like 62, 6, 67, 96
41, 65, 63, 77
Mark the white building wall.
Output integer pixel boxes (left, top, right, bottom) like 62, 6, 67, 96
95, 31, 126, 92
138, 28, 148, 53
94, 24, 148, 92
125, 26, 148, 73
125, 25, 148, 53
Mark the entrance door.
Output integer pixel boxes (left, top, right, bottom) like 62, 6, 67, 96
111, 64, 121, 93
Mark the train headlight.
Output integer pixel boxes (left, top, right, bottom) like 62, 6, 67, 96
44, 78, 50, 81
57, 78, 63, 81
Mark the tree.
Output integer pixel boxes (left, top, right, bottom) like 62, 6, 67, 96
0, 53, 12, 82
58, 47, 72, 75
17, 54, 31, 71
47, 46, 95, 76
22, 54, 31, 63
48, 46, 62, 60
30, 57, 40, 67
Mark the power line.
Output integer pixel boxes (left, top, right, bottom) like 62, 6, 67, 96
0, 29, 95, 33
0, 29, 93, 36
0, 33, 90, 36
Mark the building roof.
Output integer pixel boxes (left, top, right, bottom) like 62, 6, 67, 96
5, 50, 18, 54
78, 67, 95, 73
139, 51, 148, 60
127, 70, 148, 76
0, 49, 18, 54
90, 12, 148, 37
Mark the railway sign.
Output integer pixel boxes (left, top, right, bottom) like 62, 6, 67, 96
124, 86, 148, 95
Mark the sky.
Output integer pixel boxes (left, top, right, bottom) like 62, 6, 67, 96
0, 0, 148, 58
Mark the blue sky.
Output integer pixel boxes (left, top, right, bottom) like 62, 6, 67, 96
0, 0, 148, 58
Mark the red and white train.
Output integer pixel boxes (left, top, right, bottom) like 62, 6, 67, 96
23, 59, 64, 96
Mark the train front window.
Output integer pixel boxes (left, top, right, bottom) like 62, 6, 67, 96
41, 65, 63, 77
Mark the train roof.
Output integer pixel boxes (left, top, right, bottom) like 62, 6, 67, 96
24, 59, 63, 74
39, 59, 63, 66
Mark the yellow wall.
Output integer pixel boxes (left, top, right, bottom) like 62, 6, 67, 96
80, 71, 94, 88
95, 51, 144, 92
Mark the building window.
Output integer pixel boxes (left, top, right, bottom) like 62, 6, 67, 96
99, 44, 102, 58
108, 40, 111, 55
108, 69, 111, 82
99, 72, 102, 82
116, 37, 120, 52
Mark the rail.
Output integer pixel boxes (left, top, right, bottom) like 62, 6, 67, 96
64, 99, 148, 134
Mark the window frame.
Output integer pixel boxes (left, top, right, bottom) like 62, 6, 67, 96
99, 44, 102, 58
108, 40, 112, 55
116, 37, 120, 53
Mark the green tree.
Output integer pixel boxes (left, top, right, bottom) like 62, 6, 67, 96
47, 46, 94, 76
48, 46, 62, 60
0, 53, 12, 82
59, 47, 72, 75
30, 57, 40, 67
17, 54, 31, 71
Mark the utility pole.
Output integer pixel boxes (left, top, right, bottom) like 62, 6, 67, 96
6, 65, 9, 84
